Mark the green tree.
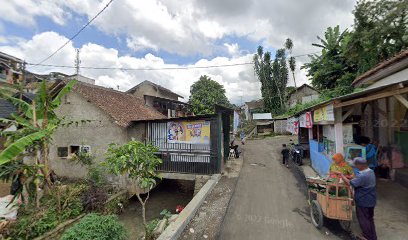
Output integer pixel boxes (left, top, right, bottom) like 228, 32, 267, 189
254, 44, 289, 115
345, 0, 408, 74
103, 140, 162, 238
285, 38, 297, 89
303, 26, 354, 93
188, 75, 230, 114
303, 0, 408, 97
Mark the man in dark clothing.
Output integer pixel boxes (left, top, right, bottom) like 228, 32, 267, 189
281, 144, 289, 167
337, 157, 377, 240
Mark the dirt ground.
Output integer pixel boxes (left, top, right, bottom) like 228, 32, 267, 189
179, 143, 243, 240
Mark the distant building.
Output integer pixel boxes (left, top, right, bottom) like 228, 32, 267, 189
253, 113, 273, 134
127, 80, 189, 118
287, 84, 319, 108
243, 99, 264, 121
0, 51, 23, 84
66, 74, 95, 85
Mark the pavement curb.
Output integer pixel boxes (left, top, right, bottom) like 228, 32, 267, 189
157, 174, 221, 240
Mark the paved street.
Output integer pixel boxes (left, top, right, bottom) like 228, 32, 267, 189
218, 136, 339, 240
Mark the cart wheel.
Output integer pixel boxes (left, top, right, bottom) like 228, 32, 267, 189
310, 200, 324, 229
339, 220, 351, 232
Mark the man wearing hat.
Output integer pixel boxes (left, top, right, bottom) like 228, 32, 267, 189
335, 157, 377, 240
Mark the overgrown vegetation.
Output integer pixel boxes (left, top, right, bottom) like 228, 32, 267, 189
303, 0, 408, 95
0, 79, 77, 208
6, 184, 86, 239
61, 213, 128, 240
103, 140, 162, 238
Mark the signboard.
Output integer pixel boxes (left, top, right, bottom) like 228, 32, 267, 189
233, 110, 240, 135
313, 104, 334, 122
167, 120, 210, 145
286, 117, 299, 135
299, 112, 313, 128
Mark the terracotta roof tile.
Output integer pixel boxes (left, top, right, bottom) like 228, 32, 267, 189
352, 49, 408, 86
73, 82, 166, 127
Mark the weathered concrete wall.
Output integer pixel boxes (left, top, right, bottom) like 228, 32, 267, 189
288, 86, 319, 107
274, 120, 288, 134
50, 92, 129, 178
131, 84, 179, 101
127, 122, 146, 141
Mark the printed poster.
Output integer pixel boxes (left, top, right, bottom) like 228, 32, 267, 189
286, 117, 299, 135
313, 104, 334, 122
167, 121, 210, 145
299, 112, 313, 128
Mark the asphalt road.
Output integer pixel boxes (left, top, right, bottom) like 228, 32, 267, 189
218, 136, 340, 240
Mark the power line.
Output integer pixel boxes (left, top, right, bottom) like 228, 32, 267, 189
33, 0, 114, 66
26, 62, 253, 71
26, 51, 319, 71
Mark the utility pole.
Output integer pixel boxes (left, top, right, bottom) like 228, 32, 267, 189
75, 48, 81, 76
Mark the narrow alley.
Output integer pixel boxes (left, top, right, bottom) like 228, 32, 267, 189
218, 136, 339, 240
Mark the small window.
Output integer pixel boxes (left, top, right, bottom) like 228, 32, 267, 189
80, 145, 91, 153
57, 147, 68, 158
70, 145, 80, 155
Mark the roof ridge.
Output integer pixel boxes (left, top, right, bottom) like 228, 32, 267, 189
352, 48, 408, 86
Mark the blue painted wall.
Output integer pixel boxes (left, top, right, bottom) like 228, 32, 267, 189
309, 139, 332, 177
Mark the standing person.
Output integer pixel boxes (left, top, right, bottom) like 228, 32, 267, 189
360, 137, 378, 170
281, 144, 289, 167
240, 131, 245, 145
336, 157, 377, 240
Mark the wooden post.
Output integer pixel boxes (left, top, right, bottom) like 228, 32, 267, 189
386, 97, 393, 145
334, 107, 344, 154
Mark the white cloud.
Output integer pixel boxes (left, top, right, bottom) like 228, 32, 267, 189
0, 0, 358, 102
224, 43, 240, 56
0, 32, 259, 104
0, 0, 68, 26
0, 0, 355, 57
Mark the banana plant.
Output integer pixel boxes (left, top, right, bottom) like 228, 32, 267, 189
0, 80, 76, 182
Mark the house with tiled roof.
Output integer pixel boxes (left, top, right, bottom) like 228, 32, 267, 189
127, 80, 190, 118
49, 80, 166, 178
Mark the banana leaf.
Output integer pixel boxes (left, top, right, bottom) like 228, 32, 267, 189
0, 130, 48, 165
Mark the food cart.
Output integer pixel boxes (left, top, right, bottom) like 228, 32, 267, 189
306, 177, 353, 230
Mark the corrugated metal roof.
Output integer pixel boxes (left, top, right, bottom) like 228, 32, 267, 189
253, 113, 272, 120
0, 99, 16, 119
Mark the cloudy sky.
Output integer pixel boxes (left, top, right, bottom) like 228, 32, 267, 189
0, 0, 356, 104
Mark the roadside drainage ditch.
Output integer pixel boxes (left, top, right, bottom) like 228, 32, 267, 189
118, 179, 194, 240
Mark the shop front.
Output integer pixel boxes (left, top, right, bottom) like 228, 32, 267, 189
308, 104, 336, 177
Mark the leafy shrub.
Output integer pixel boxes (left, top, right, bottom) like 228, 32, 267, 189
145, 219, 160, 240
103, 193, 128, 214
9, 207, 59, 239
87, 165, 107, 187
61, 213, 128, 240
7, 184, 85, 239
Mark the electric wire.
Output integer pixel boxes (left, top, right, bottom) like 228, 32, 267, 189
32, 0, 115, 66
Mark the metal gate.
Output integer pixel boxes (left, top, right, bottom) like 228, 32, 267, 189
147, 120, 219, 174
